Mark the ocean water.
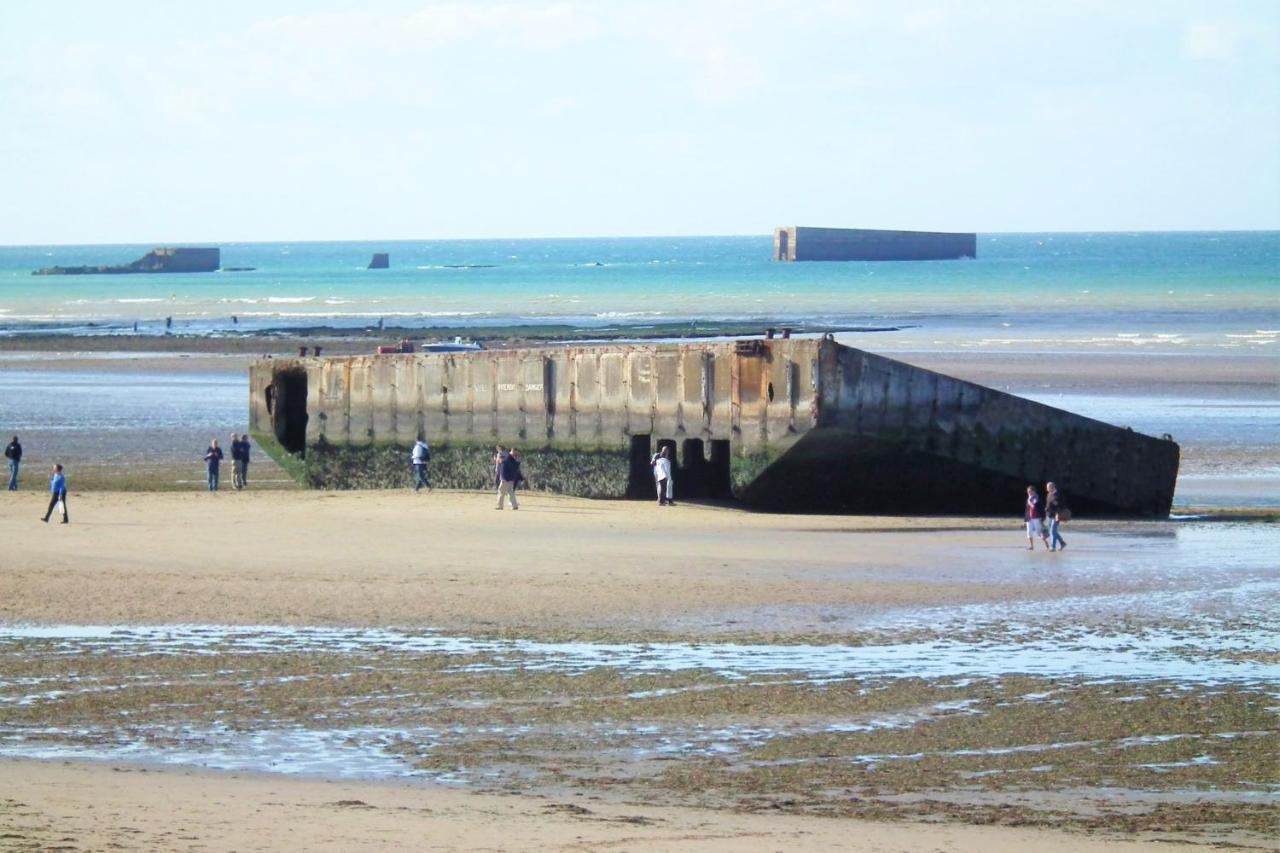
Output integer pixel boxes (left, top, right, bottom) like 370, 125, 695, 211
0, 232, 1277, 347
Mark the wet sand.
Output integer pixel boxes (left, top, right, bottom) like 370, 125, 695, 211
2, 759, 1216, 853
2, 492, 1275, 848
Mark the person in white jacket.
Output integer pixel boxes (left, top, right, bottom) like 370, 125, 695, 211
652, 446, 674, 506
410, 438, 432, 491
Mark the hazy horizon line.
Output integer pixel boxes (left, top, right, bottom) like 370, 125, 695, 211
6, 227, 1279, 250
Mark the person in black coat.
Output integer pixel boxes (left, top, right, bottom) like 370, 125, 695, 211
4, 435, 20, 491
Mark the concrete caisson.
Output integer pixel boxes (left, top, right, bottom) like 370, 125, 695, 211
249, 339, 1178, 516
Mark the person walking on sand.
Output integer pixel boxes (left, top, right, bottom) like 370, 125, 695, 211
510, 449, 527, 492
652, 446, 674, 506
41, 464, 68, 524
1024, 485, 1043, 550
204, 438, 224, 492
411, 437, 432, 491
4, 435, 20, 491
496, 447, 520, 510
1045, 481, 1067, 552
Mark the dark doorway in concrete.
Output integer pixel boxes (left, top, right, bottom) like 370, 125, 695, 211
272, 368, 309, 456
680, 438, 707, 498
627, 434, 652, 498
708, 439, 732, 498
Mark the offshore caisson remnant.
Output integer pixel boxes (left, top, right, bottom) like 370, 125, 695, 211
33, 247, 221, 275
249, 339, 1178, 516
773, 227, 977, 261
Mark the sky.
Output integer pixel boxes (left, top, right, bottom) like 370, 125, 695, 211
1, 1, 1277, 243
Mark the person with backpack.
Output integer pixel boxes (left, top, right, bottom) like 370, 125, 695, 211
4, 435, 20, 491
411, 437, 432, 491
41, 463, 68, 524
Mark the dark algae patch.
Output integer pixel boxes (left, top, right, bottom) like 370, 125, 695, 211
299, 441, 630, 497
1, 633, 1274, 845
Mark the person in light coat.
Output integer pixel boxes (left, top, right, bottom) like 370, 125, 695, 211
652, 446, 674, 506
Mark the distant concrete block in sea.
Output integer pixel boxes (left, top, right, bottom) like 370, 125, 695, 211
773, 227, 976, 261
249, 338, 1178, 516
368, 252, 390, 269
33, 247, 220, 275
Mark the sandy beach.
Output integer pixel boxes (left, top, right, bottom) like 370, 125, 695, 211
0, 490, 1132, 634
1, 339, 1277, 850
1, 488, 1276, 850
1, 759, 1221, 853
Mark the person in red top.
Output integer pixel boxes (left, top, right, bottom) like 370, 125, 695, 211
1024, 485, 1044, 550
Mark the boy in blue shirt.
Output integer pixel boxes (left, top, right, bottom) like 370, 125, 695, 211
42, 464, 68, 524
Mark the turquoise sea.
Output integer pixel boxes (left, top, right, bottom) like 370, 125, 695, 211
0, 232, 1277, 348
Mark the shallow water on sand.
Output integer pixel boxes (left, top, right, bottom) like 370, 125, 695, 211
0, 522, 1275, 782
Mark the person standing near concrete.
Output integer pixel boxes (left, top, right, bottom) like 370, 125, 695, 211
229, 435, 245, 489
1024, 485, 1043, 550
411, 437, 432, 491
237, 433, 251, 489
41, 464, 68, 524
1045, 481, 1067, 552
652, 446, 674, 506
204, 439, 224, 492
496, 447, 520, 510
4, 435, 20, 491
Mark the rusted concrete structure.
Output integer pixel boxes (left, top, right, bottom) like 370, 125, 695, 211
774, 227, 976, 261
249, 339, 1178, 516
34, 247, 220, 275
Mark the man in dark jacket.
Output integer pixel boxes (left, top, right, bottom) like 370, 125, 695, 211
204, 439, 224, 492
230, 433, 250, 490
496, 448, 520, 510
4, 436, 20, 491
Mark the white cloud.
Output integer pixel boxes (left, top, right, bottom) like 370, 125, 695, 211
1182, 22, 1237, 61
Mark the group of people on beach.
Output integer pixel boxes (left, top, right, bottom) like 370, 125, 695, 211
406, 439, 528, 509
1024, 482, 1069, 551
203, 433, 252, 492
8, 435, 69, 523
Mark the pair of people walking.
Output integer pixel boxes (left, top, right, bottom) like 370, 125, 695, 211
1025, 482, 1068, 551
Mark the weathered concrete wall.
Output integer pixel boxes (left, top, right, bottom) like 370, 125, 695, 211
773, 227, 976, 261
738, 345, 1179, 515
250, 339, 1179, 516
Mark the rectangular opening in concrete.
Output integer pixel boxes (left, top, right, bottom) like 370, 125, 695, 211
627, 434, 652, 498
708, 439, 732, 499
680, 438, 707, 498
270, 368, 309, 456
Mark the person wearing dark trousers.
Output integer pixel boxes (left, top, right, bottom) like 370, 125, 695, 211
204, 439, 224, 492
1045, 481, 1068, 552
4, 435, 20, 491
230, 433, 250, 490
411, 438, 432, 491
41, 464, 68, 524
